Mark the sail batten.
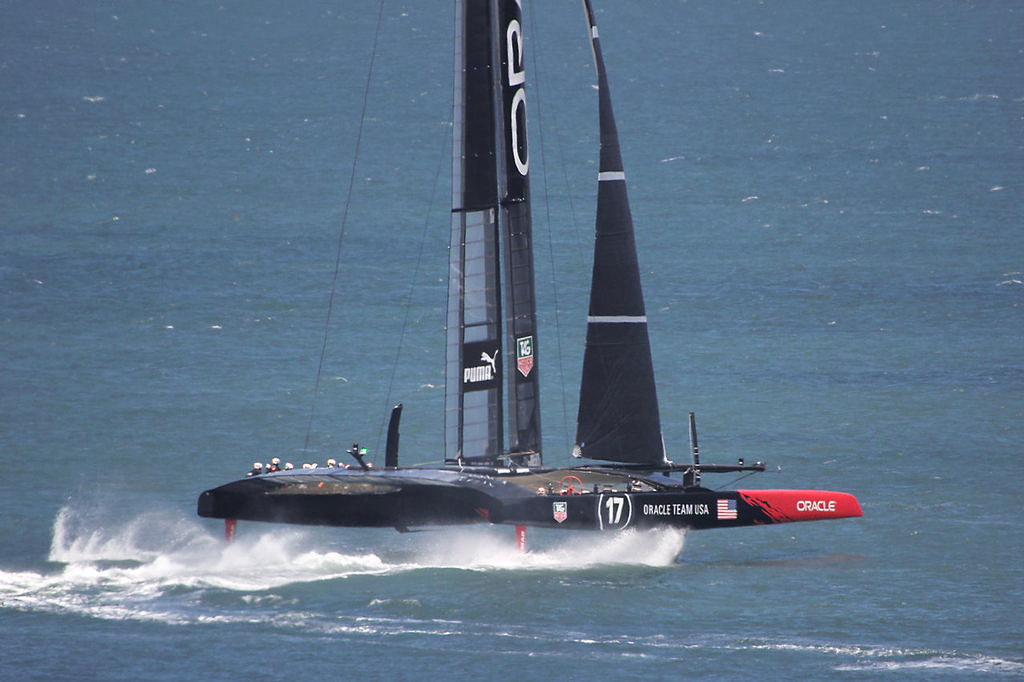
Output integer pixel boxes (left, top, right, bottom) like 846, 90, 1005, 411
588, 315, 647, 324
575, 0, 666, 466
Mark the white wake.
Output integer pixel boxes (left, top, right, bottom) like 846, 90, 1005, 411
0, 502, 687, 626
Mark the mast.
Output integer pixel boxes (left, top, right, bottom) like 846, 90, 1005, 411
446, 0, 540, 465
574, 0, 666, 466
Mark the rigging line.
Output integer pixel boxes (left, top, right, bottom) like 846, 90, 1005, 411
374, 0, 457, 462
525, 3, 580, 459
376, 107, 452, 458
722, 470, 762, 488
303, 0, 388, 456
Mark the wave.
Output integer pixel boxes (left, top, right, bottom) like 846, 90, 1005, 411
4, 505, 1020, 677
413, 525, 687, 570
1, 503, 686, 625
4, 505, 385, 625
673, 638, 1024, 676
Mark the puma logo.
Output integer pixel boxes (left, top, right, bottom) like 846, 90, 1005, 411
464, 349, 499, 384
480, 350, 498, 373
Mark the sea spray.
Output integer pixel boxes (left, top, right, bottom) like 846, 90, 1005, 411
6, 505, 395, 625
50, 503, 217, 565
49, 502, 395, 588
412, 525, 688, 570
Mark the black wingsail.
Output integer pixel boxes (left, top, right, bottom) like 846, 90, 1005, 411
574, 0, 666, 466
497, 0, 541, 465
446, 0, 541, 465
447, 0, 503, 462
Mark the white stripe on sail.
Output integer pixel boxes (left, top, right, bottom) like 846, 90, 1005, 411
587, 315, 647, 323
598, 171, 625, 181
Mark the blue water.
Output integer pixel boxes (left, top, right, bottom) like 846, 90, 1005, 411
2, 1, 1022, 679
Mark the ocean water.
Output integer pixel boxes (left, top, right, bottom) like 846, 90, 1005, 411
2, 0, 1022, 679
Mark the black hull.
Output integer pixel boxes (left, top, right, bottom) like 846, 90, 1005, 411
197, 469, 502, 529
198, 467, 861, 532
197, 486, 493, 529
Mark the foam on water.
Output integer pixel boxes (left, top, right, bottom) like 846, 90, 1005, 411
416, 525, 688, 570
3, 506, 1020, 677
50, 504, 403, 584
2, 503, 687, 626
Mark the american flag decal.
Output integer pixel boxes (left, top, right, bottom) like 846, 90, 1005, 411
717, 498, 737, 520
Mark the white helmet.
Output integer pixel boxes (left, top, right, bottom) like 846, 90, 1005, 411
271, 457, 280, 465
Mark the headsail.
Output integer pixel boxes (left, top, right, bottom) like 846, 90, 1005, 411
446, 0, 541, 465
574, 0, 666, 466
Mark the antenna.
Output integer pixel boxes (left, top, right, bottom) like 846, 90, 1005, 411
688, 412, 701, 487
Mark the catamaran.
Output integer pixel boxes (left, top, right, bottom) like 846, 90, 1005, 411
198, 0, 861, 544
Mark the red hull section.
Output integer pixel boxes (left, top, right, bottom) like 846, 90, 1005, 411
738, 489, 862, 524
